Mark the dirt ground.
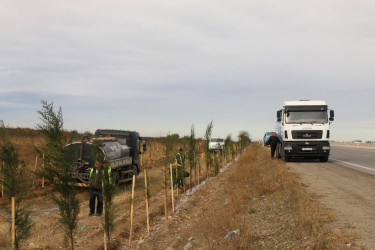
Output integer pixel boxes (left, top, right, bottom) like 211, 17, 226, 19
288, 160, 375, 248
1, 143, 371, 249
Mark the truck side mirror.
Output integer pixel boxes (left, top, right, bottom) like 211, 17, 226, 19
143, 140, 147, 152
277, 110, 282, 122
329, 110, 334, 121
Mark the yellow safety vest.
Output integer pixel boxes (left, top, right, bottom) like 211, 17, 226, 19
176, 153, 184, 167
90, 167, 112, 184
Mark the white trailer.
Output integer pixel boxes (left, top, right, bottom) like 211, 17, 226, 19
209, 137, 225, 151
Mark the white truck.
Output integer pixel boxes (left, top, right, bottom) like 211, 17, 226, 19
209, 137, 225, 151
275, 100, 334, 162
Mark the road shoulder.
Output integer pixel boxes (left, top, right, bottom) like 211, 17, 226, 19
288, 161, 375, 248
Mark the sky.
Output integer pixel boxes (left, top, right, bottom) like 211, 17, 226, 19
1, 0, 375, 141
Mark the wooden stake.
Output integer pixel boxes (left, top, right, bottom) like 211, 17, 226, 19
140, 153, 143, 169
198, 158, 200, 186
175, 164, 179, 202
169, 164, 174, 213
32, 156, 38, 188
11, 197, 15, 248
198, 170, 200, 186
102, 181, 107, 250
1, 161, 4, 198
149, 143, 151, 161
42, 154, 45, 188
129, 175, 136, 246
194, 161, 197, 188
144, 170, 150, 233
163, 166, 168, 219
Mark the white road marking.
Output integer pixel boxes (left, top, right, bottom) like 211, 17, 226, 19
330, 158, 375, 172
331, 146, 375, 153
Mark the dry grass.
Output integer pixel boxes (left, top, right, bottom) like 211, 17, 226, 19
186, 143, 359, 249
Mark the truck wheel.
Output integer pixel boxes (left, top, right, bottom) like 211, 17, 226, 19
284, 156, 290, 162
115, 170, 121, 185
276, 143, 281, 159
319, 156, 329, 162
132, 165, 138, 176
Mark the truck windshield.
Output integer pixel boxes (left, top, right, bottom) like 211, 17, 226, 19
285, 111, 327, 124
211, 138, 224, 143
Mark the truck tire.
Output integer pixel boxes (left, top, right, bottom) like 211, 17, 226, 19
115, 169, 121, 185
276, 143, 282, 159
132, 165, 138, 176
319, 156, 329, 162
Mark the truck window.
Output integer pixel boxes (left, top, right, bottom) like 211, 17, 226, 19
285, 111, 328, 124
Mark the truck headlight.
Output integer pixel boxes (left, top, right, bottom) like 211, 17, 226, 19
322, 146, 330, 150
284, 145, 293, 151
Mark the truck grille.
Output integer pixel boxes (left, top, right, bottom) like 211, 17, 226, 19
292, 130, 323, 139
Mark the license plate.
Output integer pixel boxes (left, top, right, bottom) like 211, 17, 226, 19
302, 147, 313, 151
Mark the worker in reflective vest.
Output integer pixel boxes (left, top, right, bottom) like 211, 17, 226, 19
175, 148, 186, 188
88, 160, 112, 216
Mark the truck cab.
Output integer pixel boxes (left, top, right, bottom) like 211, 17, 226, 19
275, 100, 334, 162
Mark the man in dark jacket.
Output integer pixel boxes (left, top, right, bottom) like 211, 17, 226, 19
268, 132, 280, 159
89, 160, 107, 216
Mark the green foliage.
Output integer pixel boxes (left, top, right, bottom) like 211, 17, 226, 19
213, 151, 220, 175
103, 171, 116, 243
35, 100, 80, 250
170, 133, 180, 140
144, 170, 151, 200
161, 166, 169, 192
91, 139, 105, 163
164, 133, 178, 167
224, 134, 233, 160
238, 131, 252, 152
248, 208, 256, 214
88, 139, 117, 243
83, 131, 93, 137
224, 134, 236, 161
204, 121, 214, 176
0, 121, 33, 249
187, 125, 197, 184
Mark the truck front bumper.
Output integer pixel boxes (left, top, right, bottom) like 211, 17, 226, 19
282, 141, 330, 157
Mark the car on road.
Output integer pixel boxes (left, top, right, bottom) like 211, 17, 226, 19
263, 132, 274, 146
209, 137, 224, 151
352, 140, 363, 144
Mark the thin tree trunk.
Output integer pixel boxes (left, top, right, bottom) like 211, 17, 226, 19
70, 232, 74, 250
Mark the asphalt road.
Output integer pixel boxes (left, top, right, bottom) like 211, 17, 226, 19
330, 145, 375, 176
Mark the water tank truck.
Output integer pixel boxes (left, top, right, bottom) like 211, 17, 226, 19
65, 129, 146, 187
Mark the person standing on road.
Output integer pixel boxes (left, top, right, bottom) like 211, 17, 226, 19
268, 132, 280, 159
175, 148, 186, 188
89, 160, 112, 216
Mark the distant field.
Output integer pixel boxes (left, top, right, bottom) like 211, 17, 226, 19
331, 142, 375, 149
